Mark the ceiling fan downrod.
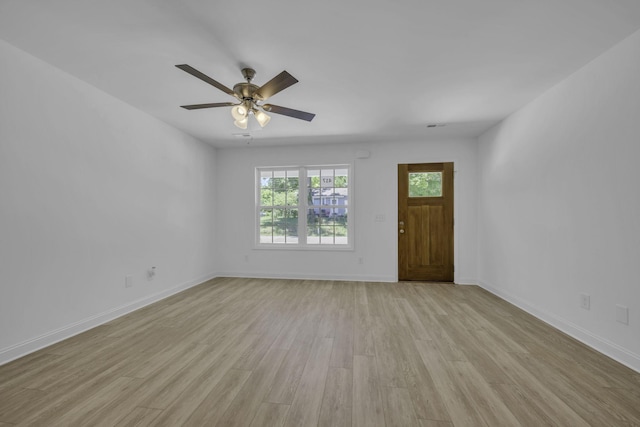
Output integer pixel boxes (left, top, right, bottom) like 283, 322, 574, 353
241, 67, 256, 83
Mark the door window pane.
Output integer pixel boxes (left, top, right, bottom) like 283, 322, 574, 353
409, 172, 442, 197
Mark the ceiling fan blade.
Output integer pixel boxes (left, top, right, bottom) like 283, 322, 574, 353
254, 71, 298, 100
262, 104, 315, 122
180, 102, 236, 110
175, 64, 237, 98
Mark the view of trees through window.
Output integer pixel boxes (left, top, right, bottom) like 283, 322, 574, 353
259, 167, 349, 246
408, 171, 443, 197
259, 170, 300, 244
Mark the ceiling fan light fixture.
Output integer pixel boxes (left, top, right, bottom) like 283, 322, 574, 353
234, 117, 248, 129
254, 109, 271, 127
231, 104, 247, 121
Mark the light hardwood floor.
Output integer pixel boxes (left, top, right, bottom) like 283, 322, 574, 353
1, 278, 639, 426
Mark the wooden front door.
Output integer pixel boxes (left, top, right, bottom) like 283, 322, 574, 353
398, 162, 454, 282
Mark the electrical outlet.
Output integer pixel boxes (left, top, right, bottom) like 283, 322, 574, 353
616, 305, 629, 325
580, 294, 590, 310
125, 275, 133, 288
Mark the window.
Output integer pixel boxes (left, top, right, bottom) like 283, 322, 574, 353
257, 165, 351, 248
408, 171, 442, 197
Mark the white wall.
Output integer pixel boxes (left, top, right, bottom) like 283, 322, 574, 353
0, 39, 218, 364
477, 29, 640, 371
216, 138, 477, 283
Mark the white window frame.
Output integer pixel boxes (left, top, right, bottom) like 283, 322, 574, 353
255, 164, 353, 250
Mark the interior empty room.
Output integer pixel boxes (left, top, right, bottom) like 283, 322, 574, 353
1, 1, 640, 426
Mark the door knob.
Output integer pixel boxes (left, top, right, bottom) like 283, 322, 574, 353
399, 229, 405, 234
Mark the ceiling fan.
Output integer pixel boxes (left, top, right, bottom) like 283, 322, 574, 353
175, 64, 315, 129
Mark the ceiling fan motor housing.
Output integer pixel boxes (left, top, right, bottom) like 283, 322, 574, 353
233, 82, 260, 101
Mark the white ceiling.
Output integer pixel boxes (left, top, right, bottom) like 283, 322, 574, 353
2, 0, 640, 147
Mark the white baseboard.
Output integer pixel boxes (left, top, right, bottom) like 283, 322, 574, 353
454, 277, 477, 285
478, 280, 640, 373
217, 270, 396, 283
0, 271, 219, 366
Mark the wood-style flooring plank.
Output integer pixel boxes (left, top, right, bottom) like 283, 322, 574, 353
447, 360, 521, 426
250, 402, 290, 427
0, 387, 47, 424
12, 355, 142, 426
469, 328, 590, 425
513, 350, 640, 426
216, 346, 288, 427
40, 376, 143, 426
395, 333, 450, 423
318, 367, 352, 427
435, 314, 513, 385
372, 315, 408, 388
418, 419, 454, 427
178, 368, 252, 427
393, 298, 433, 341
381, 386, 421, 427
330, 308, 354, 369
353, 302, 375, 357
413, 339, 486, 427
282, 336, 334, 427
148, 332, 257, 425
265, 340, 313, 404
114, 406, 163, 427
0, 352, 63, 387
353, 355, 385, 427
490, 383, 581, 427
